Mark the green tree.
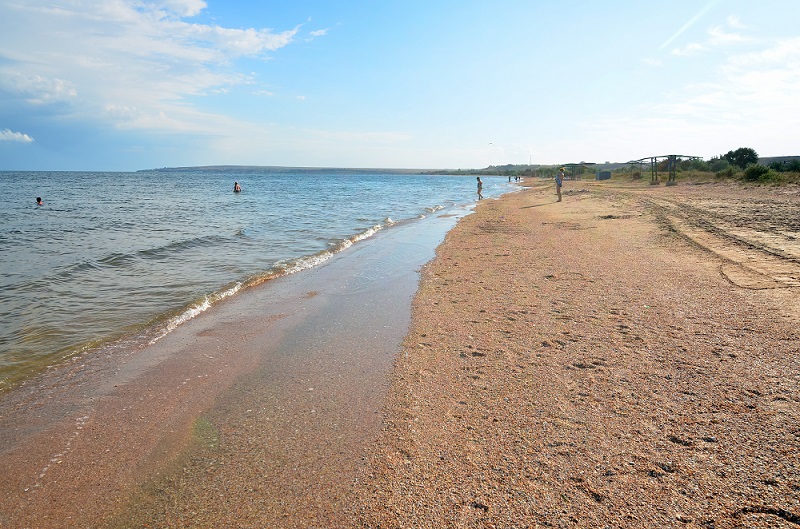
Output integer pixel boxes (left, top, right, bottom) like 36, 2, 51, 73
707, 156, 731, 172
743, 164, 769, 181
723, 147, 759, 169
770, 159, 800, 172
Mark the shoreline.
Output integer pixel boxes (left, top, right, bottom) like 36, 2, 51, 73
351, 179, 799, 527
1, 179, 798, 527
1, 170, 505, 394
0, 208, 439, 395
0, 202, 473, 528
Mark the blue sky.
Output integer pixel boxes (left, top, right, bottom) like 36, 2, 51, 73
1, 0, 798, 171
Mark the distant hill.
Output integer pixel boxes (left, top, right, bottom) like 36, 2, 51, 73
758, 156, 800, 165
143, 157, 799, 176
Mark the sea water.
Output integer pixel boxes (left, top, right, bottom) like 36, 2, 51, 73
0, 168, 512, 389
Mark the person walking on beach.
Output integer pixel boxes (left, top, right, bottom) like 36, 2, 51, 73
477, 177, 484, 200
555, 168, 564, 202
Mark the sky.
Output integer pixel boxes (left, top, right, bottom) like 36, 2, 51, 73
1, 0, 799, 171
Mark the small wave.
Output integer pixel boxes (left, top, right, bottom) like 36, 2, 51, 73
139, 234, 229, 260
424, 205, 445, 213
148, 282, 242, 344
352, 223, 384, 244
275, 250, 336, 276
97, 252, 135, 267
48, 235, 232, 282
268, 223, 385, 277
47, 259, 104, 283
145, 220, 392, 343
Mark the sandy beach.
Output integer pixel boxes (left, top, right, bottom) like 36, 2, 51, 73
0, 207, 465, 529
351, 179, 799, 528
1, 178, 799, 528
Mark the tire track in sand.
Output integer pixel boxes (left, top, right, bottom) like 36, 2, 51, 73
645, 195, 800, 290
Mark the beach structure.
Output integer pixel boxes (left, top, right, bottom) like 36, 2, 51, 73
560, 162, 596, 180
629, 154, 703, 185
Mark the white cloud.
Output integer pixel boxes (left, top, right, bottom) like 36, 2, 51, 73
0, 129, 35, 143
672, 42, 706, 56
182, 24, 299, 56
0, 0, 300, 134
156, 0, 207, 18
707, 24, 750, 47
0, 73, 78, 105
727, 35, 800, 67
594, 35, 800, 159
726, 15, 746, 30
310, 29, 329, 37
670, 16, 750, 56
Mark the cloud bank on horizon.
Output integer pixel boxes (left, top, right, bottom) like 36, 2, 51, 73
0, 0, 798, 171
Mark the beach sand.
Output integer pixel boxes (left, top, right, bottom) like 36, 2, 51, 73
349, 179, 800, 528
1, 179, 799, 528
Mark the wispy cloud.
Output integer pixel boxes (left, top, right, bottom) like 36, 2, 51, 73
671, 42, 706, 56
0, 73, 78, 105
0, 129, 35, 143
596, 35, 800, 158
660, 0, 722, 50
157, 0, 208, 18
671, 16, 751, 56
708, 23, 750, 46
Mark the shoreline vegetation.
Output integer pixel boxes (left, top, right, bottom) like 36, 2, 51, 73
423, 154, 800, 186
1, 176, 798, 527
142, 150, 800, 186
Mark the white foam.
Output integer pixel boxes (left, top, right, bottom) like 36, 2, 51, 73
149, 283, 242, 344
145, 219, 394, 344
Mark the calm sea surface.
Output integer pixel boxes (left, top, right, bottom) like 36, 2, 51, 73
0, 168, 512, 389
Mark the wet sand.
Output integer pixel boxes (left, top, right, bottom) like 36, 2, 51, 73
2, 179, 799, 528
0, 206, 469, 528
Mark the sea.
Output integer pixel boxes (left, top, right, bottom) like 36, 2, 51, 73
0, 168, 512, 390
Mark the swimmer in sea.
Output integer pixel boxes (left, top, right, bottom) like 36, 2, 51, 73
233, 181, 241, 193
36, 197, 43, 206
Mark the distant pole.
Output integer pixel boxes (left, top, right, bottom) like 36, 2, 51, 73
650, 157, 659, 185
667, 155, 678, 185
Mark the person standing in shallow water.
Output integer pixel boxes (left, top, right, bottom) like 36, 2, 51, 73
476, 177, 484, 200
555, 168, 564, 202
